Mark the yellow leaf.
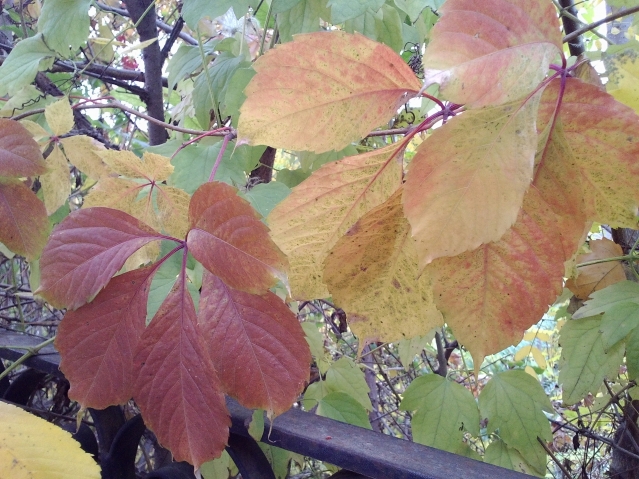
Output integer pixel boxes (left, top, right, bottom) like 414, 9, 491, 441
82, 177, 140, 213
324, 189, 442, 347
20, 120, 50, 142
60, 135, 110, 180
41, 145, 69, 214
530, 346, 547, 369
523, 330, 552, 342
524, 366, 537, 379
0, 401, 101, 479
267, 144, 403, 299
44, 98, 74, 136
98, 150, 173, 181
141, 152, 174, 182
514, 345, 533, 362
120, 37, 158, 55
607, 47, 639, 114
123, 242, 160, 270
156, 186, 190, 238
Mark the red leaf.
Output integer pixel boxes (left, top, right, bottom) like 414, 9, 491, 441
0, 119, 47, 178
56, 265, 157, 409
187, 182, 288, 294
38, 207, 164, 309
199, 271, 311, 416
133, 273, 230, 467
0, 179, 49, 260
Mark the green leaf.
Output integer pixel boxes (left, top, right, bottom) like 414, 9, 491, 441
478, 370, 552, 475
200, 450, 232, 479
38, 0, 91, 56
182, 0, 253, 29
484, 440, 538, 476
301, 322, 330, 373
0, 34, 55, 96
600, 302, 639, 352
275, 168, 310, 188
248, 409, 265, 441
397, 333, 434, 370
344, 8, 379, 40
400, 375, 479, 453
316, 391, 372, 429
242, 182, 291, 218
572, 281, 639, 319
276, 0, 329, 42
272, 0, 303, 14
167, 45, 205, 90
626, 326, 639, 380
259, 444, 301, 479
325, 357, 372, 410
298, 145, 359, 172
302, 379, 330, 409
222, 67, 255, 126
394, 0, 429, 22
327, 0, 384, 24
376, 4, 404, 52
558, 317, 625, 405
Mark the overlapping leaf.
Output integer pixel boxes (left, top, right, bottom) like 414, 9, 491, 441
133, 275, 230, 468
238, 31, 421, 153
56, 265, 157, 409
198, 271, 310, 416
37, 207, 164, 309
268, 144, 403, 299
0, 118, 47, 177
425, 186, 567, 362
573, 281, 639, 319
421, 0, 562, 107
187, 182, 288, 294
566, 239, 626, 300
324, 189, 442, 345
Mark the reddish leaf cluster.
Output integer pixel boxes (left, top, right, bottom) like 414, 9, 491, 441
38, 181, 311, 467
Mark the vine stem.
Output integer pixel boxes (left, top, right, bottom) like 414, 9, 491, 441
209, 132, 236, 181
576, 253, 638, 268
563, 4, 639, 44
0, 336, 56, 381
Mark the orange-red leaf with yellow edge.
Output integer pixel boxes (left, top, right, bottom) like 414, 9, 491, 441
187, 182, 288, 294
37, 207, 164, 309
0, 179, 49, 260
267, 144, 403, 299
198, 271, 311, 416
537, 78, 639, 228
324, 188, 442, 347
133, 273, 230, 468
566, 239, 626, 300
0, 118, 46, 177
56, 265, 157, 409
427, 187, 567, 363
238, 31, 421, 153
422, 0, 561, 107
404, 96, 540, 268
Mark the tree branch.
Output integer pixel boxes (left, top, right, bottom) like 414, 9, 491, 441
563, 5, 639, 45
558, 0, 585, 56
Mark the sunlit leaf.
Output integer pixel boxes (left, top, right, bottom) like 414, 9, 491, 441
324, 189, 442, 345
56, 266, 156, 408
478, 370, 551, 475
0, 401, 101, 479
187, 182, 288, 293
404, 96, 540, 267
421, 0, 561, 107
566, 239, 626, 300
0, 118, 47, 177
38, 207, 164, 309
238, 31, 421, 153
268, 144, 403, 299
134, 275, 230, 468
558, 317, 625, 405
198, 271, 310, 416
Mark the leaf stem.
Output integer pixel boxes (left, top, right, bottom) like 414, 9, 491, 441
576, 253, 638, 268
0, 336, 56, 382
208, 132, 236, 182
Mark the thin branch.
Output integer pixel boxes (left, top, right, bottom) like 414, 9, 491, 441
563, 5, 639, 44
537, 437, 573, 478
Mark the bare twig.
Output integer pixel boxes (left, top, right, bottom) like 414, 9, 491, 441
563, 5, 639, 44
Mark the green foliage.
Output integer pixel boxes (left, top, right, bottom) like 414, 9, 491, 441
0, 35, 55, 96
38, 0, 92, 56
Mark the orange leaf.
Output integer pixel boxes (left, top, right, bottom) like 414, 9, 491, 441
187, 182, 288, 294
427, 187, 566, 362
422, 0, 561, 107
0, 118, 47, 177
404, 96, 540, 267
324, 189, 442, 346
267, 144, 403, 299
238, 31, 421, 153
0, 179, 49, 260
37, 207, 164, 309
566, 239, 626, 300
134, 274, 230, 467
56, 265, 156, 409
198, 271, 311, 416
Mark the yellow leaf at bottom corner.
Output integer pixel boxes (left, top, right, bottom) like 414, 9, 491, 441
0, 401, 101, 479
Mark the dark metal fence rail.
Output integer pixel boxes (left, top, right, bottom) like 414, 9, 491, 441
0, 329, 536, 479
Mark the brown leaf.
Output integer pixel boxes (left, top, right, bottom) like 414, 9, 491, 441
0, 118, 47, 177
567, 239, 626, 300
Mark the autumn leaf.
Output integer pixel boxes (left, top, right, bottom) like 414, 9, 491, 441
56, 265, 157, 409
566, 239, 626, 300
198, 271, 310, 416
41, 144, 70, 214
422, 0, 562, 107
156, 185, 191, 239
60, 135, 110, 180
37, 207, 164, 309
98, 150, 174, 182
606, 45, 639, 114
426, 187, 567, 363
187, 182, 288, 294
268, 144, 403, 299
44, 97, 74, 136
404, 96, 540, 267
0, 118, 47, 177
324, 189, 442, 346
238, 31, 421, 153
133, 274, 230, 468
0, 178, 49, 260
